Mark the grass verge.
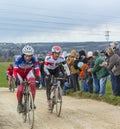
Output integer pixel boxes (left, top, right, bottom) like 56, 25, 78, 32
66, 80, 120, 106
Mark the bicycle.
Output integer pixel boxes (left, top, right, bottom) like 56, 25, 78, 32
21, 80, 34, 129
9, 76, 15, 92
50, 76, 65, 117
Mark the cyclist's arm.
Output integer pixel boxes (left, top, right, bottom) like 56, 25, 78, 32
33, 57, 41, 77
6, 68, 9, 77
13, 55, 21, 78
44, 63, 50, 75
13, 62, 18, 78
43, 56, 52, 75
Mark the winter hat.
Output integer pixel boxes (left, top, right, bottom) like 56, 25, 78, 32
77, 61, 84, 68
70, 50, 77, 57
87, 51, 93, 58
93, 51, 99, 57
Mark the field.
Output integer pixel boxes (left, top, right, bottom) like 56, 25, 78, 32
0, 62, 13, 87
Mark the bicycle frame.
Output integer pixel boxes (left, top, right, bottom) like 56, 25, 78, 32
22, 80, 34, 129
50, 76, 63, 117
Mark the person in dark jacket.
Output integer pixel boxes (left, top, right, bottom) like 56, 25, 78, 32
67, 50, 80, 92
79, 50, 88, 63
101, 47, 120, 96
87, 51, 94, 93
38, 56, 46, 88
88, 51, 109, 96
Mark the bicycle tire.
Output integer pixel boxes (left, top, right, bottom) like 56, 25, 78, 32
27, 92, 34, 129
50, 87, 55, 113
50, 96, 55, 113
22, 94, 27, 123
11, 79, 15, 92
55, 85, 62, 117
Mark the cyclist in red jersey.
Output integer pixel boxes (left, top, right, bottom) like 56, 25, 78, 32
6, 64, 14, 90
13, 45, 41, 113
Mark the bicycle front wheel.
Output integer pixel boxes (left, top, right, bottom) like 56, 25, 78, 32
55, 85, 62, 117
11, 79, 15, 92
27, 92, 34, 129
22, 94, 27, 123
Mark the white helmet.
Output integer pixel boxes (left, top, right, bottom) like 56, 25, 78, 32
87, 51, 93, 58
22, 45, 34, 55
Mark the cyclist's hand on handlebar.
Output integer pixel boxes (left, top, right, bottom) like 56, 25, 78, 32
36, 76, 41, 83
45, 74, 51, 80
15, 78, 20, 85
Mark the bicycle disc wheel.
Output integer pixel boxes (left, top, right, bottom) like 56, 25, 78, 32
55, 85, 62, 117
27, 92, 34, 129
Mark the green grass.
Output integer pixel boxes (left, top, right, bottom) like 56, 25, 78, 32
66, 80, 120, 106
1, 62, 120, 106
0, 62, 13, 87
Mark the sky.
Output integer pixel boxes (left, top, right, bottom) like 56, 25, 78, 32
0, 0, 120, 43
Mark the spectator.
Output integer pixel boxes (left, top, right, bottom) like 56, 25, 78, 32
109, 42, 120, 56
62, 77, 71, 96
38, 56, 46, 88
101, 47, 120, 96
78, 61, 89, 92
79, 50, 87, 63
87, 51, 94, 93
66, 50, 80, 92
88, 51, 109, 97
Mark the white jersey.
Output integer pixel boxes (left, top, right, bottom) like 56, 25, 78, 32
44, 54, 70, 76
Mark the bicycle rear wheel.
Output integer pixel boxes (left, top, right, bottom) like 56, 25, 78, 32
27, 92, 34, 129
11, 79, 15, 92
55, 85, 62, 117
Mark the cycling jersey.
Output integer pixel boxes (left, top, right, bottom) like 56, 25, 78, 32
13, 54, 40, 78
44, 54, 70, 76
6, 66, 13, 76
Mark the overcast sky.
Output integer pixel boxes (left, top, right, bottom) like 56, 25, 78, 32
0, 0, 120, 43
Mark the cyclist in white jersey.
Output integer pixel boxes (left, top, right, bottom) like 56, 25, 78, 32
44, 45, 70, 110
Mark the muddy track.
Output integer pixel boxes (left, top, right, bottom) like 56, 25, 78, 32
0, 88, 120, 129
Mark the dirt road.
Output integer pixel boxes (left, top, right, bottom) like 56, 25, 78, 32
0, 88, 120, 129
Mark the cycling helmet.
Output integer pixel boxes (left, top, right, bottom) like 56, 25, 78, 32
77, 61, 84, 68
22, 45, 34, 55
52, 46, 62, 53
87, 51, 93, 58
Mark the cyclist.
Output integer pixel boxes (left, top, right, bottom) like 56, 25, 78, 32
44, 45, 70, 110
13, 45, 40, 113
6, 64, 14, 90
